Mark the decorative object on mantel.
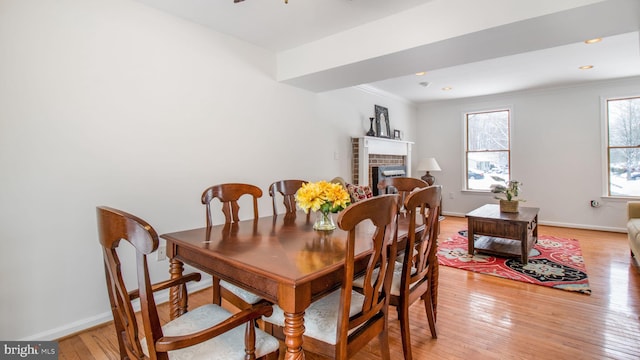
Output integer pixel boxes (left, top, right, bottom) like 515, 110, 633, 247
366, 117, 376, 136
417, 157, 441, 185
374, 105, 391, 138
393, 129, 401, 140
295, 181, 351, 231
491, 180, 524, 213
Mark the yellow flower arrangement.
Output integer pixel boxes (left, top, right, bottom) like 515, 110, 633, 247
295, 180, 351, 214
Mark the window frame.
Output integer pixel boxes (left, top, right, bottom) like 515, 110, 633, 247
463, 107, 512, 192
602, 94, 640, 199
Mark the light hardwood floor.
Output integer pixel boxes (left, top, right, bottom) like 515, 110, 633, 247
59, 216, 640, 359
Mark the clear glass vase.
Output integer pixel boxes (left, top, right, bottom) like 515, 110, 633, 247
314, 210, 336, 231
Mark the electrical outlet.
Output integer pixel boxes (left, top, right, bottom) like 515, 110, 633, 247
156, 245, 167, 261
590, 200, 600, 208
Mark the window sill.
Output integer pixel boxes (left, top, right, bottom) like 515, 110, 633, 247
461, 189, 494, 195
601, 195, 640, 201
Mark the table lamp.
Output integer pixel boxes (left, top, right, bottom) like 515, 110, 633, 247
417, 158, 441, 186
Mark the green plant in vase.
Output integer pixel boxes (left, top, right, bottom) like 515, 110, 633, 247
491, 180, 524, 213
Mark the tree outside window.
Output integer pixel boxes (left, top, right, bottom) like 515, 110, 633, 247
465, 109, 511, 191
607, 96, 640, 197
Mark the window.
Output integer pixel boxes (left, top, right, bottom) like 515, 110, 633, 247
606, 96, 640, 197
465, 109, 511, 191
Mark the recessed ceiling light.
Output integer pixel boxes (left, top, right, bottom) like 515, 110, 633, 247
442, 87, 453, 91
415, 71, 426, 76
584, 38, 602, 44
579, 65, 594, 70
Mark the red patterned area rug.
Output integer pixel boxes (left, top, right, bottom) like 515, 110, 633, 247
437, 231, 591, 295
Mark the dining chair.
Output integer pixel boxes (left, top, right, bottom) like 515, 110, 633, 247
201, 183, 266, 310
356, 185, 442, 360
263, 194, 400, 360
268, 179, 307, 216
377, 177, 430, 260
96, 206, 280, 360
377, 176, 428, 202
201, 183, 262, 226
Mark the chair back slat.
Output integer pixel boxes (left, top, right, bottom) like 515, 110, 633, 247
102, 254, 145, 359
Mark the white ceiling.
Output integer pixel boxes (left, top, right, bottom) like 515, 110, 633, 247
135, 0, 437, 51
135, 0, 640, 103
369, 31, 640, 102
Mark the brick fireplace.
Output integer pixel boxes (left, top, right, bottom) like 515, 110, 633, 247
351, 136, 413, 187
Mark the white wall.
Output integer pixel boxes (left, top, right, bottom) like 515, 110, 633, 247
416, 76, 640, 232
0, 0, 417, 340
316, 87, 418, 178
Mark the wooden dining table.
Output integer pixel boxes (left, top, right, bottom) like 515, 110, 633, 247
161, 211, 420, 360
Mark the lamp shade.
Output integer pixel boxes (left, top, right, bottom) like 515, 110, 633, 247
417, 158, 441, 172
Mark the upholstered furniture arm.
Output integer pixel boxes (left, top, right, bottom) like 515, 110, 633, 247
330, 177, 347, 189
128, 273, 201, 300
628, 201, 640, 220
154, 301, 274, 352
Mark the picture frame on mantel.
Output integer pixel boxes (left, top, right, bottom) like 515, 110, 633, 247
374, 105, 391, 138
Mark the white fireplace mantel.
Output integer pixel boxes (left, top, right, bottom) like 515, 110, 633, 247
357, 136, 414, 187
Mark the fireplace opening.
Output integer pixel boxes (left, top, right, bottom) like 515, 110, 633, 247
371, 165, 406, 196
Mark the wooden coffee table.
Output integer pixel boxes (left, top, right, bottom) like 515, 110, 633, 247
465, 204, 539, 264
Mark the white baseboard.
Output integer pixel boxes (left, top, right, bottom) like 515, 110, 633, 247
21, 278, 213, 341
537, 220, 626, 233
441, 211, 627, 233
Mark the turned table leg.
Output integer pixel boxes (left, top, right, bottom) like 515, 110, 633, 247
282, 311, 306, 360
169, 258, 188, 320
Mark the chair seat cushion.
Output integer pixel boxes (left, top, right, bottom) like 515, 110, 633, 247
353, 261, 417, 296
140, 304, 279, 360
221, 280, 263, 304
263, 290, 364, 345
